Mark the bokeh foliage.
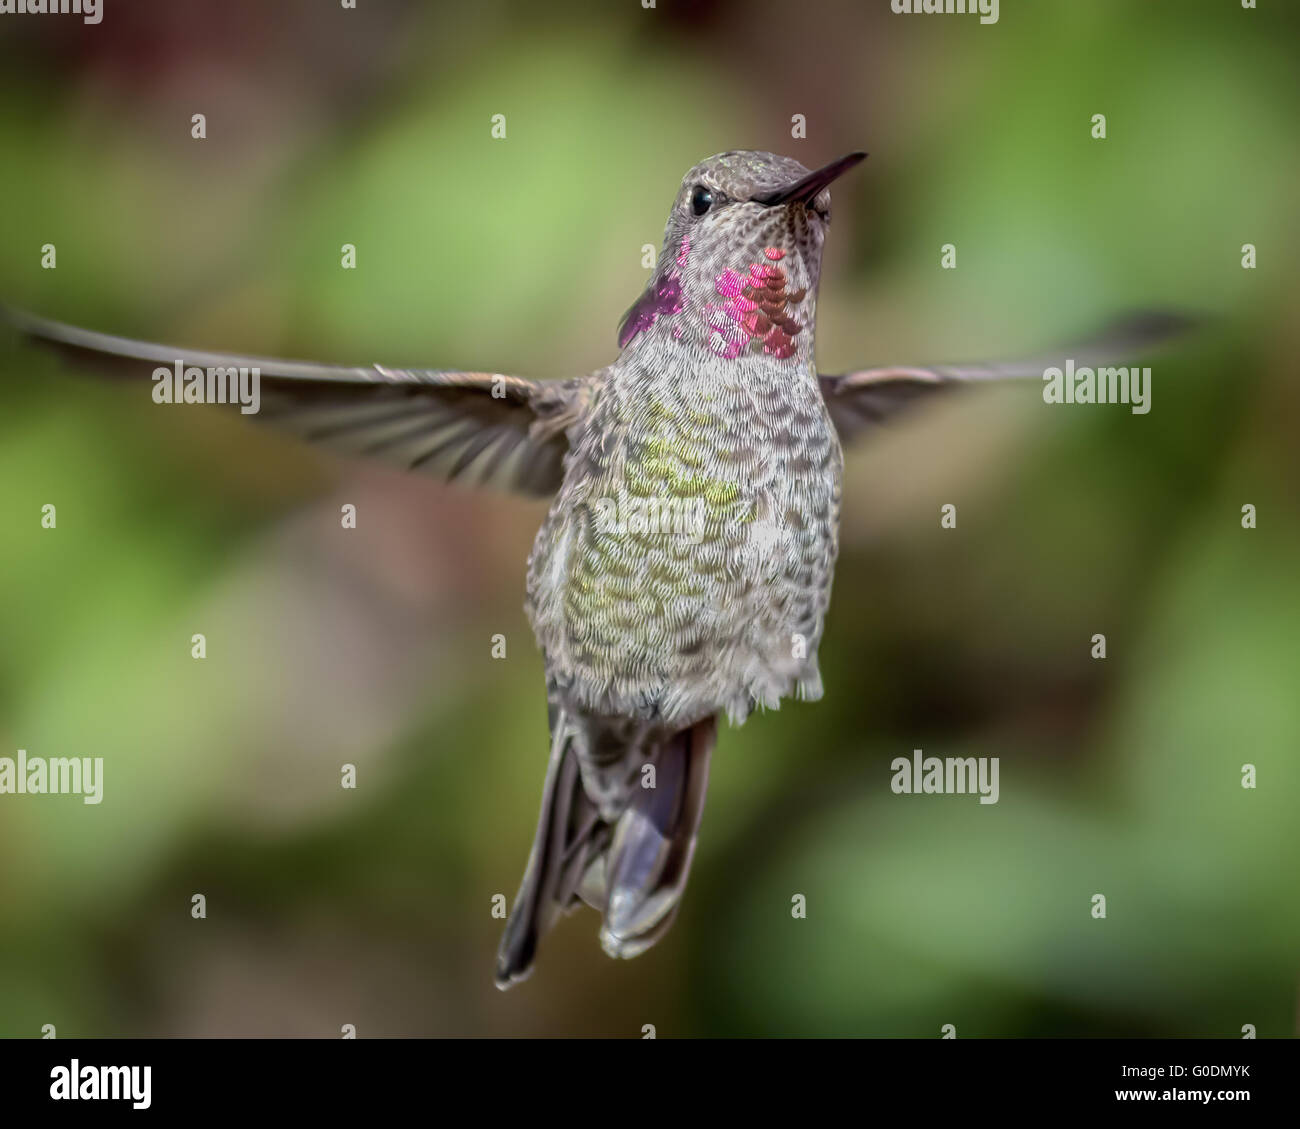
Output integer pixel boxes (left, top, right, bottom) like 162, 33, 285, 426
0, 0, 1296, 1035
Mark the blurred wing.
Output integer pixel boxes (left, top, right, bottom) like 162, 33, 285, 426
820, 311, 1197, 446
3, 307, 591, 496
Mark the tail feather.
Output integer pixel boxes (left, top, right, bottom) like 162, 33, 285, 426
601, 718, 715, 958
495, 713, 717, 988
495, 710, 593, 988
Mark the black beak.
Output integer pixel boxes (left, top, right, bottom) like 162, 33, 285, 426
753, 151, 867, 207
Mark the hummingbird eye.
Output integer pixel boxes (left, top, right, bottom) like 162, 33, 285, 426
690, 185, 713, 216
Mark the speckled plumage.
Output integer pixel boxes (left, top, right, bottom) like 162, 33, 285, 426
496, 152, 858, 983
528, 151, 844, 729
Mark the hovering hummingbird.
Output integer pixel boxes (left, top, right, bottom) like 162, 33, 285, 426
3, 150, 1188, 989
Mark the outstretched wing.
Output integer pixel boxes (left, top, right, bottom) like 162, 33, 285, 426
819, 311, 1196, 445
2, 306, 594, 497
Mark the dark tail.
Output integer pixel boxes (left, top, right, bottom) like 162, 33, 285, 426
495, 711, 716, 989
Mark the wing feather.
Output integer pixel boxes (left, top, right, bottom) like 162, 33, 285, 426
2, 306, 591, 496
820, 311, 1197, 445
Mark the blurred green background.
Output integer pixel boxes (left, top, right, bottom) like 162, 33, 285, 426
0, 0, 1297, 1037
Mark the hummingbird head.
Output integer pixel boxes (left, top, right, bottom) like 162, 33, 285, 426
618, 150, 866, 364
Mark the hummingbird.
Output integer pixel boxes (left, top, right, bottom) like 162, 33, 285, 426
2, 150, 1189, 989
